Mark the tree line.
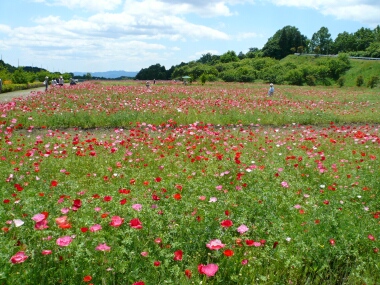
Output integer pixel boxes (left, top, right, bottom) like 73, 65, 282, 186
135, 25, 380, 83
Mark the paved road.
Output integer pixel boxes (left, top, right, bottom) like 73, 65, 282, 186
0, 86, 50, 102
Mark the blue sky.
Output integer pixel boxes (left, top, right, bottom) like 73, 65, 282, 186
0, 0, 379, 73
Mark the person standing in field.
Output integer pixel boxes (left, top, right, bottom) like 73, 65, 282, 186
44, 76, 49, 91
58, 76, 64, 86
268, 83, 274, 97
146, 81, 150, 89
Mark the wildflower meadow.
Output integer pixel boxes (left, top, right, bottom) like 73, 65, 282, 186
0, 81, 379, 285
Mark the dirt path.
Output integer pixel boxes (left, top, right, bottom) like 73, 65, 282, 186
0, 87, 47, 102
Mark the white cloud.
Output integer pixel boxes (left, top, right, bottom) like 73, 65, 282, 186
122, 0, 249, 17
270, 0, 380, 26
194, 50, 220, 57
235, 32, 262, 41
32, 0, 123, 12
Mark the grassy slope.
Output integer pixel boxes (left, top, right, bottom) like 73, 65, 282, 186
280, 55, 380, 88
343, 59, 380, 87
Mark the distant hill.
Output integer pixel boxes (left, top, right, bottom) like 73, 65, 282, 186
73, 70, 138, 79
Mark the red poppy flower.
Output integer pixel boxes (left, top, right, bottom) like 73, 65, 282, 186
223, 249, 234, 257
220, 219, 233, 228
173, 193, 182, 200
103, 196, 112, 202
83, 275, 92, 282
184, 269, 192, 279
173, 250, 183, 261
130, 218, 142, 229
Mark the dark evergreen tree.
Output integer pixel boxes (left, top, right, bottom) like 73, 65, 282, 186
262, 26, 307, 59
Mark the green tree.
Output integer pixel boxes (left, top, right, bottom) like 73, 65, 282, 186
365, 42, 380, 58
332, 31, 356, 53
262, 26, 307, 59
354, 27, 375, 51
85, 72, 92, 80
197, 53, 213, 64
12, 67, 28, 84
220, 51, 239, 63
135, 64, 167, 80
310, 27, 333, 54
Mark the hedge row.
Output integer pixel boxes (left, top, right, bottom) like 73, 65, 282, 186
1, 82, 44, 93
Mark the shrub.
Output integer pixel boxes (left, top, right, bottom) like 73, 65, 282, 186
200, 73, 207, 85
306, 75, 316, 86
285, 69, 304, 85
337, 76, 345, 87
11, 68, 28, 84
356, 75, 364, 87
367, 76, 379, 88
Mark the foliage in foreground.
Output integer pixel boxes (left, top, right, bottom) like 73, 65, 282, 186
0, 82, 379, 284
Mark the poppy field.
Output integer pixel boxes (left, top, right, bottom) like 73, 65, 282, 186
1, 82, 380, 285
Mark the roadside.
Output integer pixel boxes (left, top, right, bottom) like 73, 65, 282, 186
0, 86, 57, 102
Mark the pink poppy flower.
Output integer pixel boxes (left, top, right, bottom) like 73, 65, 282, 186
32, 213, 46, 223
141, 251, 149, 257
10, 251, 28, 264
130, 218, 143, 229
281, 181, 289, 188
132, 204, 142, 211
96, 243, 111, 251
109, 216, 124, 227
41, 250, 52, 255
368, 234, 376, 241
206, 239, 225, 250
90, 224, 102, 232
56, 236, 73, 247
237, 224, 249, 234
35, 219, 49, 230
198, 263, 219, 277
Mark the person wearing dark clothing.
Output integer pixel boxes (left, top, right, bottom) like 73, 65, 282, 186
44, 76, 49, 91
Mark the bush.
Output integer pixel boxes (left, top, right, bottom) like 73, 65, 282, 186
306, 75, 316, 86
11, 68, 28, 84
0, 82, 44, 93
367, 76, 379, 88
200, 73, 207, 85
337, 76, 345, 87
356, 75, 364, 87
285, 69, 304, 85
